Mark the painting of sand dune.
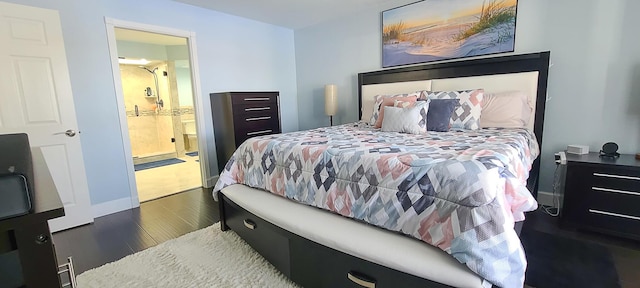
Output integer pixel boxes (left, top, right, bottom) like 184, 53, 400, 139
382, 0, 518, 67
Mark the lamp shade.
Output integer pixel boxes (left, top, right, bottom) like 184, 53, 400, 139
325, 84, 337, 116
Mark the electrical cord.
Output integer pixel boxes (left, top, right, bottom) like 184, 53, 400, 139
541, 164, 561, 216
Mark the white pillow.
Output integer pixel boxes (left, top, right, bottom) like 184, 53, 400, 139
381, 101, 429, 134
480, 91, 532, 128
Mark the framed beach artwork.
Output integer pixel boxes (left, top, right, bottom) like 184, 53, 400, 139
382, 0, 518, 67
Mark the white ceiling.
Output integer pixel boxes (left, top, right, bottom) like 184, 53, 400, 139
173, 0, 417, 30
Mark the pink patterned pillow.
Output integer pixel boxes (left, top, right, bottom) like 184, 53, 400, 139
369, 93, 420, 126
394, 99, 416, 108
373, 95, 418, 128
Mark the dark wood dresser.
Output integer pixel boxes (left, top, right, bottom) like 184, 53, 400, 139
210, 91, 281, 172
561, 152, 640, 240
0, 148, 66, 287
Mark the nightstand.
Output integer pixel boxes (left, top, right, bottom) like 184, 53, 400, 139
561, 152, 640, 240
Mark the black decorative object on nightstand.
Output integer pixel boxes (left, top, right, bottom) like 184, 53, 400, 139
210, 92, 281, 173
599, 142, 620, 158
561, 152, 640, 240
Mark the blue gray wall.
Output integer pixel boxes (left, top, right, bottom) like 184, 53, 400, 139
7, 0, 640, 209
294, 0, 640, 194
3, 0, 298, 206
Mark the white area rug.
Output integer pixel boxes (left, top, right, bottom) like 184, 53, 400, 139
77, 223, 299, 287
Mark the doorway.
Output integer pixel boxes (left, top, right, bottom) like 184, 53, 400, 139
106, 21, 208, 204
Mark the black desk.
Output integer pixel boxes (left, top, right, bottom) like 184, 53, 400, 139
0, 148, 65, 287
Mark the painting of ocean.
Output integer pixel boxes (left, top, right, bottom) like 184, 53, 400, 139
382, 0, 518, 67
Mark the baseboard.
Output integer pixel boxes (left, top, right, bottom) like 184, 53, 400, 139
537, 190, 560, 207
205, 175, 219, 188
92, 197, 134, 218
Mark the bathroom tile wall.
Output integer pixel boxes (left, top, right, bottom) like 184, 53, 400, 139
120, 63, 176, 157
154, 63, 175, 155
167, 61, 186, 156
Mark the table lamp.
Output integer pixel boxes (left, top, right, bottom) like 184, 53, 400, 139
325, 84, 337, 126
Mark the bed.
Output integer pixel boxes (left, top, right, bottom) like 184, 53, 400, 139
213, 52, 550, 288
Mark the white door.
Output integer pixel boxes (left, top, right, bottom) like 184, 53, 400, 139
0, 2, 93, 232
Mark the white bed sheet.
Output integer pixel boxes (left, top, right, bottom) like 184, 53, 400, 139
221, 184, 485, 288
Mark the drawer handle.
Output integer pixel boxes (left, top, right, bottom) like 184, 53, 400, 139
246, 116, 271, 121
588, 209, 640, 221
592, 187, 640, 196
347, 272, 376, 288
245, 107, 270, 111
243, 219, 256, 230
244, 97, 270, 101
247, 130, 272, 136
593, 173, 640, 181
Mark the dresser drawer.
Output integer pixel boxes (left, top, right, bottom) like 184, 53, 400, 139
582, 208, 640, 240
587, 188, 640, 218
231, 92, 278, 105
223, 196, 291, 276
233, 113, 280, 131
233, 102, 278, 118
235, 126, 279, 146
590, 170, 640, 192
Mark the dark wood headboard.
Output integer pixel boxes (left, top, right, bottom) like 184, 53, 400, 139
357, 52, 551, 197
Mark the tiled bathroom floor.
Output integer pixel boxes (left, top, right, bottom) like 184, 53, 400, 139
135, 155, 202, 202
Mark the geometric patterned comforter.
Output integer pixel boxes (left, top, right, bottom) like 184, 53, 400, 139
213, 122, 539, 288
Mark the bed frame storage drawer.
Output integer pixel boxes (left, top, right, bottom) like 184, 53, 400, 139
222, 196, 291, 277
289, 237, 450, 288
219, 193, 457, 288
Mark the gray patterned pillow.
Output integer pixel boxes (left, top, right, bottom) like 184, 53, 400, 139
380, 101, 429, 134
421, 89, 484, 130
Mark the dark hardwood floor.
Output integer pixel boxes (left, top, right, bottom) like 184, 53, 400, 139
52, 187, 219, 274
524, 209, 640, 288
54, 188, 639, 288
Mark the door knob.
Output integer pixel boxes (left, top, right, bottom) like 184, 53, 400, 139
54, 130, 77, 137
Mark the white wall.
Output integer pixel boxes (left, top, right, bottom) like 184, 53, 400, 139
4, 0, 298, 206
294, 0, 640, 194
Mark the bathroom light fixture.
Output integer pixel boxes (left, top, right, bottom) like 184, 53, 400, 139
118, 57, 150, 65
325, 84, 337, 126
